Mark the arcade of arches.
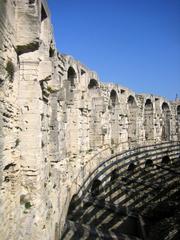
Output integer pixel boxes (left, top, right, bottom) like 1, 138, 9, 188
0, 1, 180, 240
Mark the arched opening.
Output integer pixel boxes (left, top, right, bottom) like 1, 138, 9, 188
88, 79, 98, 89
29, 0, 35, 5
177, 106, 180, 118
162, 155, 170, 165
128, 162, 136, 172
177, 105, 180, 140
127, 95, 137, 143
144, 99, 154, 141
49, 41, 55, 58
88, 79, 101, 149
41, 4, 47, 21
145, 159, 153, 168
49, 47, 55, 58
109, 90, 119, 145
67, 66, 76, 87
161, 102, 171, 141
110, 89, 118, 107
91, 179, 102, 197
110, 169, 119, 182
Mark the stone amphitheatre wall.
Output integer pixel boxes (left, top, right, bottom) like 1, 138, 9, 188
62, 141, 180, 239
0, 1, 180, 240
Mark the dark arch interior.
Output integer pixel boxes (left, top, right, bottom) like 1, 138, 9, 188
162, 155, 170, 164
49, 41, 55, 58
161, 102, 171, 141
110, 89, 118, 107
127, 95, 137, 143
91, 179, 102, 197
145, 159, 153, 168
29, 0, 35, 4
41, 4, 47, 22
67, 67, 76, 87
145, 99, 153, 107
177, 105, 180, 115
88, 79, 98, 89
127, 95, 136, 106
111, 169, 119, 182
162, 102, 170, 111
128, 162, 136, 171
144, 99, 154, 140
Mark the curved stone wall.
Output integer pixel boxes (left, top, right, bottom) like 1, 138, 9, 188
62, 141, 180, 239
0, 1, 180, 240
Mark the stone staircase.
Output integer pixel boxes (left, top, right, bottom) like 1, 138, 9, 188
61, 155, 180, 240
62, 196, 143, 240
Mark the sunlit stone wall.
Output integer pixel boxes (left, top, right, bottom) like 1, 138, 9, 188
0, 1, 180, 239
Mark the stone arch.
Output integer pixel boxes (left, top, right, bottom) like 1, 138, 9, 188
162, 102, 170, 110
177, 105, 180, 140
110, 169, 119, 182
127, 95, 137, 143
162, 155, 170, 165
109, 89, 118, 107
88, 79, 98, 89
29, 0, 36, 5
49, 41, 55, 58
127, 162, 136, 172
88, 79, 99, 100
67, 66, 77, 87
144, 99, 154, 141
41, 4, 47, 21
88, 78, 102, 148
145, 159, 153, 168
177, 105, 180, 117
91, 179, 102, 197
109, 90, 119, 146
161, 102, 171, 141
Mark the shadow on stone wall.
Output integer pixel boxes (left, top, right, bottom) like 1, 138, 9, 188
61, 142, 180, 240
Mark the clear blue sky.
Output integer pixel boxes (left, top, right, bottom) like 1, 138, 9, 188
47, 0, 180, 100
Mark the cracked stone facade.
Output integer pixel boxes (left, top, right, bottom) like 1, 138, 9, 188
0, 1, 180, 240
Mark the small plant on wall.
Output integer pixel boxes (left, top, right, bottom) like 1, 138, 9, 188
6, 60, 15, 81
25, 202, 32, 209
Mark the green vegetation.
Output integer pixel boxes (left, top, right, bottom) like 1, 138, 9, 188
25, 202, 32, 209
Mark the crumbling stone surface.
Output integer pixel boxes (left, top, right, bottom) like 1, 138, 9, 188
0, 1, 180, 240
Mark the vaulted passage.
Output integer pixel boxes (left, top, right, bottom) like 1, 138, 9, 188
88, 79, 99, 99
127, 96, 137, 143
144, 99, 154, 141
161, 102, 171, 141
109, 90, 119, 145
162, 155, 170, 164
65, 66, 77, 103
177, 105, 180, 140
145, 159, 153, 168
177, 106, 180, 119
67, 67, 76, 87
109, 89, 118, 108
88, 79, 98, 89
91, 179, 102, 197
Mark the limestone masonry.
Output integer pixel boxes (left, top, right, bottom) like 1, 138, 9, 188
0, 1, 180, 240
